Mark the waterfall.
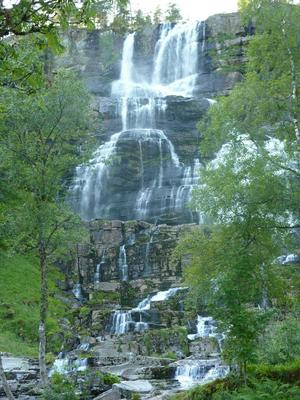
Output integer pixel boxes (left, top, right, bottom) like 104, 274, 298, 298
72, 132, 121, 220
110, 311, 133, 335
71, 21, 203, 222
95, 251, 105, 285
108, 287, 187, 334
187, 316, 216, 341
187, 315, 225, 350
144, 234, 153, 276
152, 22, 200, 96
118, 245, 128, 281
49, 352, 88, 377
175, 359, 229, 388
201, 22, 206, 53
72, 283, 83, 301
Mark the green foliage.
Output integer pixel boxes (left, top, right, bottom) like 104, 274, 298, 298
257, 316, 300, 364
165, 2, 183, 23
0, 253, 68, 355
131, 9, 152, 32
142, 327, 189, 357
103, 372, 121, 385
172, 372, 300, 400
42, 373, 79, 400
176, 224, 286, 369
131, 393, 141, 400
212, 379, 300, 400
88, 290, 120, 306
184, 0, 300, 376
153, 6, 163, 24
164, 351, 178, 360
120, 282, 137, 307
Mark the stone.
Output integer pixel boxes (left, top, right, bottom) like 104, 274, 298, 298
114, 380, 153, 398
94, 388, 121, 400
2, 356, 30, 371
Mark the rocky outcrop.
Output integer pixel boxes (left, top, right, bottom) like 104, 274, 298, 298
68, 220, 195, 295
0, 356, 39, 399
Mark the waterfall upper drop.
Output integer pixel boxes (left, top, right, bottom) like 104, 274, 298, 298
71, 21, 208, 224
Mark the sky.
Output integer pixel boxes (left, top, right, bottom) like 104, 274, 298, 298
131, 0, 239, 21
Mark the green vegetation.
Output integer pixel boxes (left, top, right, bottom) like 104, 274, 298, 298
42, 373, 79, 400
131, 393, 141, 400
143, 327, 189, 357
102, 372, 121, 385
165, 2, 183, 23
173, 359, 300, 399
0, 253, 68, 356
176, 0, 300, 380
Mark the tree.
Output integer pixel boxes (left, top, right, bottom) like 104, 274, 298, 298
165, 2, 182, 23
179, 0, 300, 377
177, 140, 289, 375
0, 70, 92, 386
0, 0, 96, 39
153, 6, 162, 25
131, 9, 152, 32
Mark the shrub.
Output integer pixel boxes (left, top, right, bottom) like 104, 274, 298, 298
42, 373, 79, 400
103, 372, 120, 385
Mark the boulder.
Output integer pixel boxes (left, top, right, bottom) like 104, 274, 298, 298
114, 380, 153, 398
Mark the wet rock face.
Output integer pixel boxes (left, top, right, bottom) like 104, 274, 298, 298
67, 220, 195, 294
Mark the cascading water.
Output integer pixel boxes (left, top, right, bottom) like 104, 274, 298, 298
71, 21, 205, 223
72, 283, 83, 301
187, 316, 216, 341
175, 314, 228, 388
109, 287, 187, 335
118, 244, 129, 281
175, 359, 229, 389
95, 250, 105, 285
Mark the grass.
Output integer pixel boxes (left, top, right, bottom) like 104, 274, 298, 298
0, 253, 67, 357
0, 331, 37, 357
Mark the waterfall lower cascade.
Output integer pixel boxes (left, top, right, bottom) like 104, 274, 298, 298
175, 315, 228, 388
71, 22, 207, 223
175, 359, 229, 389
109, 287, 187, 335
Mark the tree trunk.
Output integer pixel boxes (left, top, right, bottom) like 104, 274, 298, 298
0, 353, 15, 400
39, 251, 48, 386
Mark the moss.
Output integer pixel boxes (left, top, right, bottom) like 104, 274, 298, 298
142, 327, 189, 357
89, 290, 120, 307
164, 351, 178, 360
131, 394, 141, 400
120, 281, 137, 307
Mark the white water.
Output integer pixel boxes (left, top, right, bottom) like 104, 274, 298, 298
72, 132, 121, 220
175, 359, 229, 389
110, 311, 133, 335
95, 251, 105, 285
72, 21, 204, 222
118, 244, 129, 281
72, 283, 83, 301
153, 22, 200, 96
187, 316, 216, 341
49, 353, 88, 377
109, 287, 187, 334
